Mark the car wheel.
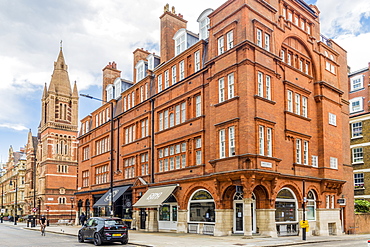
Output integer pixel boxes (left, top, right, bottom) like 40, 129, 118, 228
121, 239, 128, 245
93, 233, 102, 246
78, 231, 84, 243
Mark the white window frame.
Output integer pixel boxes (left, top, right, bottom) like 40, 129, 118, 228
329, 113, 336, 126
295, 93, 301, 115
267, 127, 272, 157
287, 90, 293, 112
195, 95, 201, 117
330, 157, 338, 169
194, 50, 200, 72
302, 96, 308, 117
175, 32, 186, 55
349, 97, 363, 113
354, 173, 364, 187
296, 139, 302, 164
179, 60, 185, 80
352, 147, 363, 164
219, 129, 226, 158
350, 75, 364, 92
219, 78, 225, 103
257, 72, 263, 97
164, 70, 169, 89
172, 65, 177, 84
228, 73, 235, 99
266, 75, 271, 100
229, 126, 235, 156
311, 155, 318, 167
351, 122, 363, 138
227, 30, 234, 50
218, 36, 225, 55
256, 29, 262, 47
303, 141, 309, 165
259, 125, 265, 155
157, 74, 162, 93
264, 33, 270, 51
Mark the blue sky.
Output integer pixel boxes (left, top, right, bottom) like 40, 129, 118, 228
0, 0, 369, 162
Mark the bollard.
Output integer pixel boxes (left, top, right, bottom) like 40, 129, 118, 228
47, 220, 50, 226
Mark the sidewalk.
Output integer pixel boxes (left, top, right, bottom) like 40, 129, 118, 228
2, 220, 370, 247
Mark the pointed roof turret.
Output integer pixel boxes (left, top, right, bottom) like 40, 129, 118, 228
72, 80, 78, 98
48, 47, 72, 96
42, 83, 48, 99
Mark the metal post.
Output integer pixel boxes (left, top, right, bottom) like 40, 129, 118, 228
70, 197, 74, 222
32, 158, 36, 227
80, 94, 115, 217
302, 180, 306, 241
1, 183, 3, 223
14, 177, 17, 225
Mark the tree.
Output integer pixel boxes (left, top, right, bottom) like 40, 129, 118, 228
355, 199, 370, 213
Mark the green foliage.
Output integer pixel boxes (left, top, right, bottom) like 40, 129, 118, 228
355, 199, 370, 213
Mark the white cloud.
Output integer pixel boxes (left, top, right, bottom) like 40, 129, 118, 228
0, 123, 28, 131
316, 0, 370, 37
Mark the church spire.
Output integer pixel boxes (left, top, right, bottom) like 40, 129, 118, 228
72, 80, 78, 98
42, 83, 48, 99
48, 46, 72, 96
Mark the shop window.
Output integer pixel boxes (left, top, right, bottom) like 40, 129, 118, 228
306, 190, 316, 221
275, 188, 297, 222
189, 190, 215, 222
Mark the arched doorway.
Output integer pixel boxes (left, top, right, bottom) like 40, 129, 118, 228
275, 188, 298, 236
233, 192, 256, 234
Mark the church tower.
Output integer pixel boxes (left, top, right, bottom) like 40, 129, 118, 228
36, 47, 79, 222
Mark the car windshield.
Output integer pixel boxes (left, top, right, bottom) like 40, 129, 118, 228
104, 220, 124, 226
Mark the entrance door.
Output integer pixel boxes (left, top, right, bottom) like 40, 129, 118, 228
235, 203, 243, 232
140, 209, 146, 229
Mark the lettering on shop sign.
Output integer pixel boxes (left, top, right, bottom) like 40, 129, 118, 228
147, 192, 162, 201
103, 189, 119, 202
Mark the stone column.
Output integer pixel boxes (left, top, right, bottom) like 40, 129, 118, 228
214, 209, 233, 236
177, 209, 188, 233
132, 210, 140, 230
256, 208, 277, 237
147, 208, 158, 232
243, 198, 253, 238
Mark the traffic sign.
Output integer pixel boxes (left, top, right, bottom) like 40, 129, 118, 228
32, 208, 37, 212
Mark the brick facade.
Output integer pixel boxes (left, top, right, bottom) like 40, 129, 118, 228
77, 0, 353, 237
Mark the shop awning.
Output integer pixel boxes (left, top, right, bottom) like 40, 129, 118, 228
93, 186, 130, 208
133, 185, 177, 208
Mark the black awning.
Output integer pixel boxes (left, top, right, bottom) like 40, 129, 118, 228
93, 186, 130, 208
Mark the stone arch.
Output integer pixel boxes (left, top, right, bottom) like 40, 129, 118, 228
253, 185, 270, 209
181, 182, 217, 209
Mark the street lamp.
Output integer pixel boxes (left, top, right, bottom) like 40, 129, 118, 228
70, 197, 74, 222
10, 177, 18, 225
1, 182, 3, 223
80, 93, 115, 217
31, 158, 37, 228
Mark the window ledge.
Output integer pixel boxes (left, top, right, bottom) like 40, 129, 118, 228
214, 96, 239, 107
284, 111, 311, 121
351, 136, 363, 140
352, 162, 364, 165
350, 88, 365, 93
254, 95, 276, 104
354, 187, 365, 190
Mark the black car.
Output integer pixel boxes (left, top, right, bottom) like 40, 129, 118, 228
78, 217, 129, 246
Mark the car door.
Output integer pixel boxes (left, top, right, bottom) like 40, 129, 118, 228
84, 218, 95, 239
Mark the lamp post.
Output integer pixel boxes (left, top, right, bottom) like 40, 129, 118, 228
10, 177, 18, 225
31, 158, 37, 227
1, 182, 3, 223
80, 93, 115, 217
70, 197, 74, 222
302, 180, 306, 241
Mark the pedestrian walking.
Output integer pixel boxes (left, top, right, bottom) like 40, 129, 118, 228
39, 215, 47, 236
79, 213, 86, 226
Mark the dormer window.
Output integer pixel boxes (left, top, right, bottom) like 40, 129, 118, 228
135, 60, 147, 82
114, 78, 122, 99
197, 8, 213, 40
175, 29, 186, 55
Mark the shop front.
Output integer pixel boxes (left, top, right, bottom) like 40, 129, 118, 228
133, 184, 178, 232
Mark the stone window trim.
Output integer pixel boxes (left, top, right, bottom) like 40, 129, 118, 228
255, 117, 275, 158
215, 119, 239, 159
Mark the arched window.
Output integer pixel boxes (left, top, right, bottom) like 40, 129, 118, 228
306, 190, 316, 221
275, 188, 297, 222
197, 9, 213, 40
189, 190, 215, 222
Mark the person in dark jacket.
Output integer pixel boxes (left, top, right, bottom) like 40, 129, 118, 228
79, 213, 86, 225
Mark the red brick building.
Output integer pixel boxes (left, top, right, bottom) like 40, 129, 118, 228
24, 48, 79, 223
77, 0, 354, 237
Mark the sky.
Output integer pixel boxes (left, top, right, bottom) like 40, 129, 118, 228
0, 0, 370, 162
